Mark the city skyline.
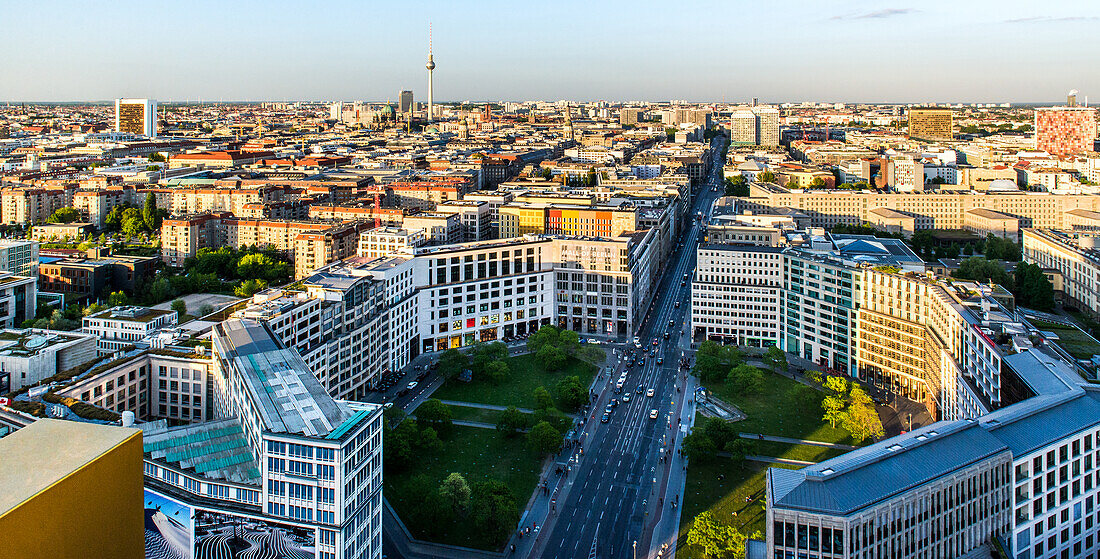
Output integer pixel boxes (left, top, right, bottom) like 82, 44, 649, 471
2, 0, 1099, 103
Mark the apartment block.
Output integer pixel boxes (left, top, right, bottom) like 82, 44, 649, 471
908, 107, 954, 141
1035, 106, 1097, 155
0, 239, 39, 277
1022, 229, 1100, 317
435, 200, 491, 242
357, 227, 427, 259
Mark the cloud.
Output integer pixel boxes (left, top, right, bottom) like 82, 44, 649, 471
832, 8, 915, 20
1004, 15, 1099, 23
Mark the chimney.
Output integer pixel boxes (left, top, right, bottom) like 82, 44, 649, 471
1068, 89, 1079, 107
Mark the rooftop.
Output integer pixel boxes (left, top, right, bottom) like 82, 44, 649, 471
0, 419, 140, 515
214, 319, 349, 437
141, 418, 260, 484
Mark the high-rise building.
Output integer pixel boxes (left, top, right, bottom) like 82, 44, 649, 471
619, 108, 641, 126
907, 107, 953, 141
755, 107, 780, 147
731, 110, 758, 145
399, 90, 413, 113
1035, 106, 1097, 155
731, 107, 779, 146
114, 98, 157, 138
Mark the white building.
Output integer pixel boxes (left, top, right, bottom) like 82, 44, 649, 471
81, 306, 178, 354
691, 244, 783, 347
0, 239, 39, 277
0, 329, 97, 393
357, 227, 428, 259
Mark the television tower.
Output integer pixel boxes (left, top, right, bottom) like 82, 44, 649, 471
426, 24, 436, 123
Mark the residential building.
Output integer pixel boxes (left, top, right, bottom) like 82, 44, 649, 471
402, 213, 461, 245
0, 273, 36, 328
0, 419, 143, 559
358, 227, 428, 259
115, 98, 157, 138
731, 110, 758, 145
908, 107, 954, 141
1035, 106, 1097, 155
29, 222, 93, 241
435, 200, 491, 242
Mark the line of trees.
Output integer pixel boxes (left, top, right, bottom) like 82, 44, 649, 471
952, 257, 1054, 311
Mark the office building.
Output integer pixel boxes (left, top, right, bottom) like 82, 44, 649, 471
731, 110, 759, 145
114, 98, 157, 138
81, 305, 178, 355
768, 365, 1100, 559
1035, 106, 1097, 155
908, 107, 954, 141
399, 90, 413, 113
0, 239, 39, 278
358, 227, 428, 259
730, 107, 779, 147
0, 419, 143, 559
620, 108, 642, 126
141, 318, 383, 559
0, 328, 98, 394
691, 244, 783, 346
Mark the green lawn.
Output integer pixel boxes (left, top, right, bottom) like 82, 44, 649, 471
705, 370, 856, 445
444, 405, 503, 425
678, 372, 859, 557
432, 353, 597, 409
385, 425, 541, 550
1033, 320, 1100, 360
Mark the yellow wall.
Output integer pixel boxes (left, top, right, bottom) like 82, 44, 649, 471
0, 431, 144, 559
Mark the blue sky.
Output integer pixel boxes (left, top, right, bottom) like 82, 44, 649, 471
1, 0, 1097, 103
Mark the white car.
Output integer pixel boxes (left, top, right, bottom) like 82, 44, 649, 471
622, 393, 631, 403
649, 409, 659, 419
646, 388, 655, 398
406, 381, 418, 391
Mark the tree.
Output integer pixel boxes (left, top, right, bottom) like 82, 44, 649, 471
416, 399, 453, 436
416, 426, 444, 456
107, 290, 130, 307
727, 363, 763, 394
822, 395, 846, 428
533, 386, 554, 411
439, 473, 472, 516
762, 346, 788, 375
556, 375, 587, 411
758, 170, 776, 183
686, 511, 748, 559
496, 406, 529, 437
148, 152, 166, 162
954, 256, 1013, 290
1014, 261, 1055, 311
842, 387, 884, 443
485, 359, 510, 385
237, 253, 277, 280
46, 207, 80, 224
234, 278, 268, 297
665, 127, 678, 142
537, 343, 567, 371
470, 480, 520, 543
681, 431, 718, 463
170, 299, 187, 317
143, 192, 158, 232
527, 420, 563, 456
437, 348, 469, 379
197, 303, 214, 317
527, 325, 560, 354
823, 375, 849, 395
557, 329, 580, 355
810, 177, 827, 188
122, 214, 145, 237
692, 340, 744, 383
725, 175, 749, 197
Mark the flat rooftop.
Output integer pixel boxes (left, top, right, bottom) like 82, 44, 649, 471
0, 419, 140, 516
214, 319, 349, 437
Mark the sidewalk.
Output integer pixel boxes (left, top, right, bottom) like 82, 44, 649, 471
737, 432, 857, 450
645, 372, 699, 559
744, 455, 815, 466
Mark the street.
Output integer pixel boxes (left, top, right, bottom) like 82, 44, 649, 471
526, 136, 727, 559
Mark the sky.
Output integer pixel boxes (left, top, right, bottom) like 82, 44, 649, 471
1, 0, 1098, 103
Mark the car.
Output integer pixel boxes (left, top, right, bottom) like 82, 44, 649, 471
664, 332, 670, 339
633, 336, 641, 347
639, 358, 646, 366
610, 398, 619, 408
681, 280, 686, 286
649, 409, 659, 419
652, 338, 659, 346
383, 402, 394, 409
601, 413, 610, 423
646, 388, 655, 398
636, 384, 644, 394
406, 381, 418, 391
622, 392, 631, 403
674, 301, 680, 308
668, 319, 674, 327
657, 357, 663, 365
683, 273, 688, 280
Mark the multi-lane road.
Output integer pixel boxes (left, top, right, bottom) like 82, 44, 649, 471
530, 136, 727, 558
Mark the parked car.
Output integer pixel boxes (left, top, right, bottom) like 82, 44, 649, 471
601, 413, 610, 423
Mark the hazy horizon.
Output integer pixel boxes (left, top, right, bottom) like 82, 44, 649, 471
2, 0, 1098, 104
